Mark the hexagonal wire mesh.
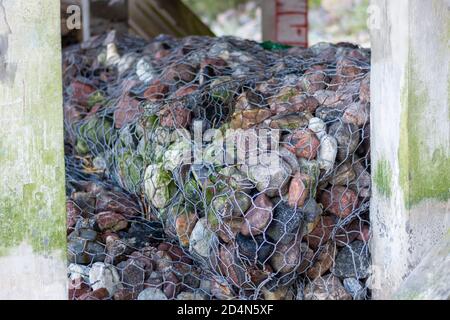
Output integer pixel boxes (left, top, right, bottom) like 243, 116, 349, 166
64, 31, 371, 300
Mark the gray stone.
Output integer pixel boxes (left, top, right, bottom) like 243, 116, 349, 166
68, 237, 105, 265
117, 259, 146, 288
267, 202, 303, 244
304, 274, 352, 300
189, 217, 217, 258
212, 190, 252, 217
176, 291, 208, 300
68, 263, 91, 282
136, 57, 157, 83
332, 241, 370, 279
328, 122, 360, 161
246, 159, 292, 197
137, 287, 168, 300
343, 278, 367, 300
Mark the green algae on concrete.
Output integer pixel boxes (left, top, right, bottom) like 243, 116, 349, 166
399, 59, 450, 209
374, 158, 392, 198
0, 0, 66, 258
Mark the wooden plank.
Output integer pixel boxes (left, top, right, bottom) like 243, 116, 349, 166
128, 0, 214, 39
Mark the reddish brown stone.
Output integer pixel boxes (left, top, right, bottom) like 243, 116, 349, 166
143, 80, 169, 101
78, 288, 109, 300
157, 242, 193, 264
299, 65, 329, 94
67, 201, 81, 233
291, 95, 320, 113
335, 219, 361, 247
337, 57, 364, 82
161, 63, 197, 83
343, 102, 368, 127
298, 244, 314, 273
96, 211, 128, 232
70, 81, 95, 106
129, 250, 154, 272
320, 186, 358, 218
95, 190, 141, 217
230, 108, 272, 130
285, 129, 320, 160
218, 244, 243, 286
217, 218, 243, 243
200, 57, 227, 69
304, 216, 335, 251
173, 84, 199, 98
175, 212, 198, 247
357, 224, 370, 242
113, 288, 136, 300
306, 241, 336, 279
68, 280, 90, 300
240, 194, 273, 236
64, 104, 84, 125
359, 73, 370, 104
159, 105, 192, 128
113, 94, 143, 129
248, 265, 272, 285
163, 272, 180, 299
288, 172, 312, 208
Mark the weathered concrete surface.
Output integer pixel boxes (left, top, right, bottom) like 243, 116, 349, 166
0, 1, 67, 299
394, 232, 450, 300
370, 0, 450, 299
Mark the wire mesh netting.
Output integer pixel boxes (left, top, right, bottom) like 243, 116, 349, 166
64, 31, 371, 300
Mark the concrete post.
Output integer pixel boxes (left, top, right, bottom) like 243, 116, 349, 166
0, 0, 67, 299
370, 0, 450, 299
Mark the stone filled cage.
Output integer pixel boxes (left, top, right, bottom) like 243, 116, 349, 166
63, 31, 372, 300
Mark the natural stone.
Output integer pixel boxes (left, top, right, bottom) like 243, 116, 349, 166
284, 129, 320, 160
189, 218, 216, 258
137, 287, 168, 300
96, 211, 128, 232
240, 194, 273, 236
267, 201, 303, 244
89, 262, 122, 296
332, 241, 370, 279
288, 172, 312, 208
246, 159, 292, 197
306, 242, 336, 279
304, 274, 351, 300
320, 186, 358, 218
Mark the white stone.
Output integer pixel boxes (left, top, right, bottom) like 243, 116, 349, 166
189, 218, 216, 258
317, 134, 338, 173
137, 288, 168, 300
89, 262, 122, 296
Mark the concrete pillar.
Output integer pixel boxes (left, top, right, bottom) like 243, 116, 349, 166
394, 232, 450, 300
370, 0, 450, 299
0, 1, 67, 299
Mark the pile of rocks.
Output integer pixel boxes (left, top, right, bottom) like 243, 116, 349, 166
64, 31, 371, 300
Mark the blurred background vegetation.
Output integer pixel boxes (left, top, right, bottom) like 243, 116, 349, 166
182, 0, 370, 47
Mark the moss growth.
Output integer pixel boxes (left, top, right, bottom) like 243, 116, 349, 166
374, 158, 392, 198
0, 2, 66, 258
399, 56, 450, 209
